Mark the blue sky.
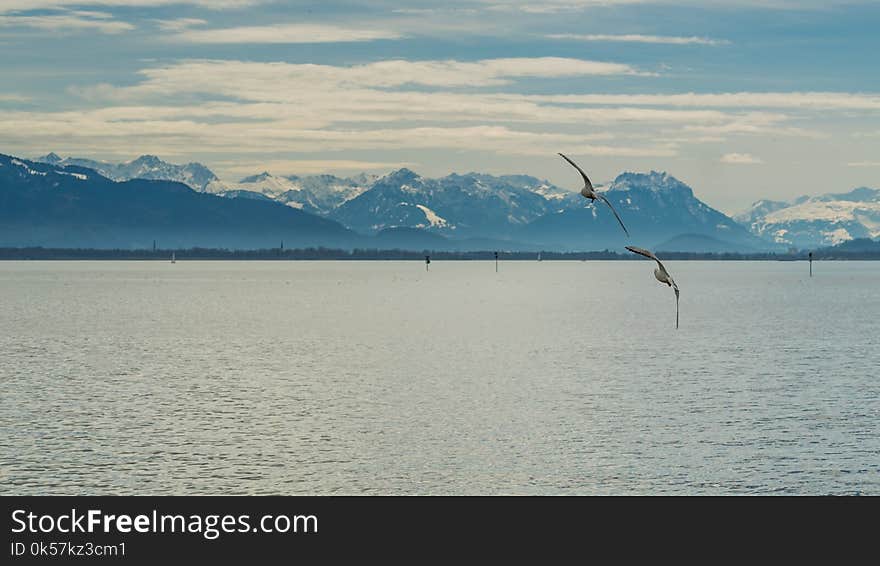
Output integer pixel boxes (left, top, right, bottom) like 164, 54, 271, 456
1, 0, 879, 213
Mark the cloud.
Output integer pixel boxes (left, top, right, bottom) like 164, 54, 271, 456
153, 18, 207, 32
0, 106, 676, 158
547, 34, 728, 45
8, 56, 869, 181
720, 152, 763, 164
217, 159, 417, 177
94, 58, 646, 100
0, 12, 134, 33
846, 161, 880, 167
515, 92, 880, 110
21, 58, 821, 164
481, 0, 875, 13
169, 23, 404, 44
484, 0, 646, 14
0, 0, 261, 13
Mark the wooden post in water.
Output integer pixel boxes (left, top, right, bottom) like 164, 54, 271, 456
809, 251, 813, 277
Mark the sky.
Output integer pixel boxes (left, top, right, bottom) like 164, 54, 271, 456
1, 0, 879, 213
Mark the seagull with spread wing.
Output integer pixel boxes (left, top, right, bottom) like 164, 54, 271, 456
625, 245, 680, 329
558, 152, 629, 237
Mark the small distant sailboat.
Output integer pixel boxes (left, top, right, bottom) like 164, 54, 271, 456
171, 252, 176, 264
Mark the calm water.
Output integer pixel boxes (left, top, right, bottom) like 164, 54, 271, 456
1, 260, 878, 495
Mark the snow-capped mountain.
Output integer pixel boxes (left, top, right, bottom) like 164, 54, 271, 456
229, 172, 295, 196
733, 198, 804, 226
215, 172, 373, 216
328, 168, 572, 239
20, 151, 787, 251
34, 153, 218, 192
738, 187, 880, 248
2, 153, 354, 249
521, 171, 765, 251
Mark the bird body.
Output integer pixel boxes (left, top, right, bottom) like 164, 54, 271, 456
626, 245, 680, 329
654, 267, 672, 286
558, 153, 630, 237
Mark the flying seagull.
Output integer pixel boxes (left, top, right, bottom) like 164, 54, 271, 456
558, 152, 629, 237
625, 245, 680, 329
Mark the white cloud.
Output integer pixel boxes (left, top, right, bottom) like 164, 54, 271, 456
7, 56, 874, 182
547, 33, 728, 45
0, 13, 134, 33
720, 152, 763, 164
484, 0, 646, 14
153, 17, 207, 32
8, 58, 830, 164
516, 92, 880, 110
0, 0, 261, 13
217, 159, 416, 177
95, 57, 645, 99
847, 161, 880, 167
170, 23, 404, 44
481, 0, 874, 13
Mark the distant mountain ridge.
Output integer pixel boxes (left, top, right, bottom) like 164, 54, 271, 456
3, 154, 354, 249
519, 171, 765, 251
35, 153, 219, 192
213, 172, 375, 216
328, 168, 574, 240
24, 150, 876, 252
737, 187, 880, 248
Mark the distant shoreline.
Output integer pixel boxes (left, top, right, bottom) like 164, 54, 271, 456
2, 247, 878, 261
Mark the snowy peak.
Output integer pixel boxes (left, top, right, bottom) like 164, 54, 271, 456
819, 187, 880, 203
607, 171, 693, 198
219, 171, 372, 215
733, 199, 792, 225
32, 153, 218, 191
332, 169, 582, 238
129, 154, 162, 167
240, 172, 275, 183
4, 154, 94, 181
740, 186, 880, 248
381, 168, 422, 186
37, 152, 63, 165
234, 172, 296, 197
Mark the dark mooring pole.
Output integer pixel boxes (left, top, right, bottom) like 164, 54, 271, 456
809, 251, 813, 277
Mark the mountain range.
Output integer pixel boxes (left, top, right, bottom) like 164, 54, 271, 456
37, 152, 219, 192
2, 154, 353, 249
735, 188, 880, 248
12, 151, 876, 252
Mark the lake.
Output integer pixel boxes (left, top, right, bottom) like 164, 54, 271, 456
1, 260, 878, 494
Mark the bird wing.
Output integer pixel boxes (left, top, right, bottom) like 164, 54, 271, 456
625, 245, 670, 276
596, 193, 630, 237
625, 245, 657, 261
557, 153, 594, 192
